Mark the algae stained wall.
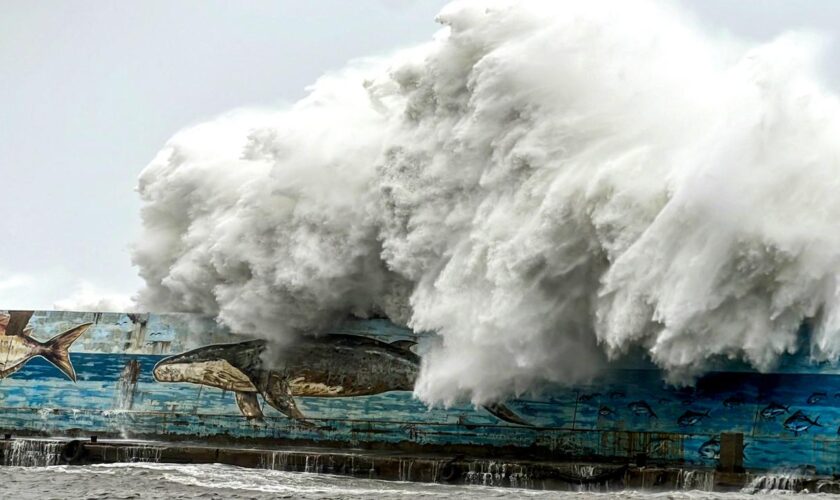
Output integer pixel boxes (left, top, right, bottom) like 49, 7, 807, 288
0, 310, 837, 474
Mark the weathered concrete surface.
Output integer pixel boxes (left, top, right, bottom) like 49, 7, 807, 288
2, 437, 840, 493
0, 421, 704, 467
720, 432, 744, 473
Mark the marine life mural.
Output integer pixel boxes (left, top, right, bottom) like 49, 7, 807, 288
628, 400, 657, 418
697, 436, 749, 461
760, 402, 789, 420
0, 311, 91, 381
806, 392, 827, 405
152, 335, 533, 427
677, 409, 711, 427
0, 310, 837, 474
698, 437, 721, 460
783, 410, 821, 436
722, 393, 747, 408
598, 406, 615, 418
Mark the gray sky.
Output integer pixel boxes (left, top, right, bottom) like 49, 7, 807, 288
0, 0, 449, 309
2, 0, 840, 310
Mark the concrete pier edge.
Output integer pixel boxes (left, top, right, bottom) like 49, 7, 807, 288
1, 436, 840, 493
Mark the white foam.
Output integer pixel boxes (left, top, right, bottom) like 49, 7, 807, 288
135, 0, 840, 406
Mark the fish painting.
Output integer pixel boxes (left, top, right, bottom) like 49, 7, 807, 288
598, 406, 615, 417
578, 392, 601, 402
698, 437, 720, 460
783, 410, 821, 436
760, 402, 789, 420
722, 393, 747, 408
698, 436, 749, 460
0, 311, 91, 381
154, 335, 533, 427
806, 392, 827, 405
628, 400, 657, 418
677, 409, 710, 426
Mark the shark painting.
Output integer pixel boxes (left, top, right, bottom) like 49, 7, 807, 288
153, 334, 534, 427
0, 310, 92, 381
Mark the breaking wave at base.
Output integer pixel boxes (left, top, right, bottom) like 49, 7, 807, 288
134, 0, 840, 407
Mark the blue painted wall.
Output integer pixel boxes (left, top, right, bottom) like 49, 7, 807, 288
0, 310, 838, 474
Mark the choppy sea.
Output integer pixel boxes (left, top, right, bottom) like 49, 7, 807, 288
0, 463, 836, 500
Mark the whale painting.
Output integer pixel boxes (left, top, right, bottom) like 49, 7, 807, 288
0, 310, 92, 381
153, 334, 533, 426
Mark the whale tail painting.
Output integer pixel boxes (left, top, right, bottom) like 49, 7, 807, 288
40, 322, 91, 382
0, 310, 92, 382
153, 334, 534, 427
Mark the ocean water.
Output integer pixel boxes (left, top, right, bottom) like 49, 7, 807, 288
0, 463, 835, 500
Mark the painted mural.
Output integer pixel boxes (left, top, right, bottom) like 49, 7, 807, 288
0, 309, 839, 475
152, 336, 530, 426
0, 311, 91, 381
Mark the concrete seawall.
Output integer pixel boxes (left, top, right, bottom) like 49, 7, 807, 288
2, 311, 840, 481
2, 437, 840, 494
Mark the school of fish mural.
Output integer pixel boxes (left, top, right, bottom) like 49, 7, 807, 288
0, 309, 839, 475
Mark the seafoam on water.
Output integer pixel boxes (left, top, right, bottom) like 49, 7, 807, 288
0, 463, 835, 500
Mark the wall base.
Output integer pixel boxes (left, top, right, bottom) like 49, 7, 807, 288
1, 437, 839, 493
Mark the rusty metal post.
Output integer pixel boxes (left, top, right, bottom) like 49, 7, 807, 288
719, 432, 743, 472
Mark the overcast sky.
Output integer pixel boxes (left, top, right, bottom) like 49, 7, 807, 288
2, 0, 840, 311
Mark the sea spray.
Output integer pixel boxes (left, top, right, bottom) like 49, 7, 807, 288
134, 0, 840, 408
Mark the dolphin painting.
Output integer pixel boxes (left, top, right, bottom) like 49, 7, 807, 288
153, 335, 533, 427
0, 310, 92, 381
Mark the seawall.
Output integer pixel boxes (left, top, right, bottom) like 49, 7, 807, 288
0, 310, 839, 482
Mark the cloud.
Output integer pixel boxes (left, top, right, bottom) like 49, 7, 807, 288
53, 281, 135, 312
